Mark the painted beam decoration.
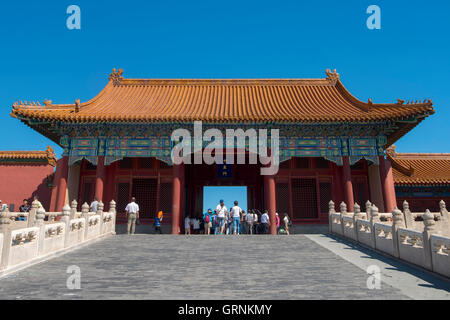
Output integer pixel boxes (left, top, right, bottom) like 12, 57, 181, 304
56, 122, 388, 166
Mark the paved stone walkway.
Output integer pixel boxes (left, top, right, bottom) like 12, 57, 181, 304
0, 234, 448, 299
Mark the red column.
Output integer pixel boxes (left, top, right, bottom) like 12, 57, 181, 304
264, 174, 277, 235
171, 163, 183, 234
55, 156, 69, 212
95, 156, 106, 202
378, 156, 397, 212
342, 156, 354, 212
103, 162, 115, 211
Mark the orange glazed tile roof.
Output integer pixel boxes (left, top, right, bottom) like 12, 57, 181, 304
0, 146, 57, 166
388, 147, 450, 185
11, 69, 434, 124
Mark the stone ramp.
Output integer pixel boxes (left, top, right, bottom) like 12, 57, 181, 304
0, 234, 431, 300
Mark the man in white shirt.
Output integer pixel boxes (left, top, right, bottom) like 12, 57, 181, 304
230, 201, 242, 235
253, 211, 258, 234
125, 197, 139, 234
261, 210, 270, 234
215, 199, 227, 235
90, 197, 99, 213
193, 217, 200, 234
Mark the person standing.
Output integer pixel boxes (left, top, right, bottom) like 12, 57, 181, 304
230, 201, 242, 235
246, 210, 254, 234
225, 207, 231, 235
154, 211, 163, 234
240, 210, 246, 235
203, 209, 213, 235
90, 197, 99, 213
0, 200, 7, 212
33, 195, 44, 211
184, 216, 191, 235
193, 216, 200, 234
125, 197, 139, 235
19, 199, 30, 221
215, 200, 227, 235
283, 213, 291, 235
261, 210, 270, 234
276, 213, 280, 234
253, 210, 259, 234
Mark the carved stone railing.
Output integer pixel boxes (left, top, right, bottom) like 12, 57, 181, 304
430, 235, 450, 278
0, 199, 116, 275
329, 200, 450, 278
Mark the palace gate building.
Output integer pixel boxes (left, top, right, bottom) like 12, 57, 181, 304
10, 69, 435, 234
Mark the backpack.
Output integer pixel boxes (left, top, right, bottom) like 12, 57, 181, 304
205, 214, 210, 223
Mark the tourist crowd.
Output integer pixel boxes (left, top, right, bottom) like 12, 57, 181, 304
123, 197, 292, 235
184, 199, 291, 235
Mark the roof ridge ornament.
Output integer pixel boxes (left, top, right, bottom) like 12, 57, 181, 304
386, 144, 396, 158
325, 69, 340, 85
75, 99, 80, 112
109, 68, 124, 86
43, 99, 52, 106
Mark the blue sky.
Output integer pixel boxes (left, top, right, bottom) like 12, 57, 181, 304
203, 186, 247, 214
1, 0, 449, 156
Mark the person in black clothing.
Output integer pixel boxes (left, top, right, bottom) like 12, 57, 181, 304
19, 199, 30, 221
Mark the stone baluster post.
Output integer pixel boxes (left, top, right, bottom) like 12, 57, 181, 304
365, 200, 372, 220
61, 204, 71, 248
402, 200, 414, 229
392, 207, 404, 258
353, 202, 361, 242
339, 202, 347, 235
35, 207, 46, 255
48, 211, 57, 222
328, 200, 335, 234
27, 200, 38, 228
109, 200, 116, 234
70, 200, 78, 220
369, 205, 379, 248
439, 200, 448, 222
97, 201, 104, 234
0, 210, 13, 270
82, 202, 89, 240
422, 209, 435, 270
8, 208, 16, 222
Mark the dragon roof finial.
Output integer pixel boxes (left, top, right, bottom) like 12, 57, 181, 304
109, 68, 124, 86
325, 69, 340, 85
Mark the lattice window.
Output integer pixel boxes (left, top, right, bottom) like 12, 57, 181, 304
80, 182, 94, 207
139, 158, 154, 169
159, 182, 173, 214
276, 183, 290, 215
316, 157, 330, 169
119, 158, 133, 169
295, 157, 310, 169
117, 182, 130, 214
131, 179, 157, 219
354, 179, 369, 207
319, 181, 332, 213
291, 178, 318, 219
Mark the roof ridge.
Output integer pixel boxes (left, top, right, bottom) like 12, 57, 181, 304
0, 146, 57, 166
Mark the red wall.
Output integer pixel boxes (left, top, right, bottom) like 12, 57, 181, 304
0, 163, 54, 211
